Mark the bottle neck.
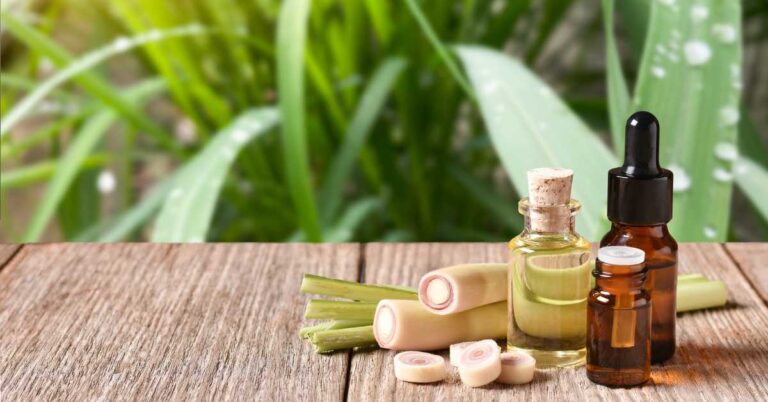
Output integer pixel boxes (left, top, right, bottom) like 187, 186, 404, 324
518, 198, 581, 240
594, 261, 647, 291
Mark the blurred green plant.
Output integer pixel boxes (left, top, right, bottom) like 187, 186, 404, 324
0, 0, 766, 243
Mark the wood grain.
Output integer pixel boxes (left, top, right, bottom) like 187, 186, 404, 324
725, 243, 768, 304
0, 243, 360, 401
348, 243, 768, 401
0, 244, 21, 270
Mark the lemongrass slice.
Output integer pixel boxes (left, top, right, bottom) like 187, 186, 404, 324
496, 351, 536, 384
450, 342, 475, 366
457, 339, 502, 387
374, 300, 506, 351
393, 351, 447, 383
418, 263, 507, 315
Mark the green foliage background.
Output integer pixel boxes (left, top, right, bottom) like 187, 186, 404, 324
1, 0, 766, 242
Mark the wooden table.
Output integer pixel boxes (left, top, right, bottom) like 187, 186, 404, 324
1, 243, 767, 401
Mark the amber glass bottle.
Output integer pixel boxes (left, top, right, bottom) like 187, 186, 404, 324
601, 111, 677, 364
587, 246, 651, 387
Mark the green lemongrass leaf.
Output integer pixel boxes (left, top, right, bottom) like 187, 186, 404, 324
1, 114, 82, 160
1, 154, 107, 190
276, 0, 322, 242
634, 0, 741, 241
734, 157, 768, 222
311, 325, 376, 353
299, 320, 372, 339
363, 0, 392, 44
601, 0, 631, 154
449, 165, 522, 231
456, 46, 617, 240
151, 108, 279, 242
0, 13, 175, 151
300, 273, 417, 302
22, 79, 166, 242
324, 197, 383, 243
403, 0, 474, 98
304, 299, 377, 320
319, 58, 407, 223
0, 23, 207, 137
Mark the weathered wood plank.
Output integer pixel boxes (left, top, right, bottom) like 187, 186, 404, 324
0, 244, 21, 269
348, 243, 768, 401
725, 243, 768, 304
0, 243, 359, 401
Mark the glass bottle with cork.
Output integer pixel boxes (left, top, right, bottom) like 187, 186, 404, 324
587, 246, 651, 387
601, 111, 678, 363
507, 168, 592, 368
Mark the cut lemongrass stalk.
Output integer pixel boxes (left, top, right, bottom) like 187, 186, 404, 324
374, 300, 506, 351
496, 351, 536, 385
394, 352, 447, 383
300, 274, 417, 301
304, 299, 377, 320
418, 263, 507, 315
299, 320, 372, 339
676, 280, 728, 312
457, 339, 502, 387
311, 326, 376, 353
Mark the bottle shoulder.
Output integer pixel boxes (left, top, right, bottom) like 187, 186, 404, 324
600, 224, 678, 260
509, 233, 591, 253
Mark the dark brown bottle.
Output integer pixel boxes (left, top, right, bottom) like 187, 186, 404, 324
587, 246, 651, 387
601, 111, 677, 364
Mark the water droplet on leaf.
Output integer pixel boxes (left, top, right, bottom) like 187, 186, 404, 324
684, 41, 712, 66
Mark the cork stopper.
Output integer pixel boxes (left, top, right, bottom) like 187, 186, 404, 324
526, 168, 574, 232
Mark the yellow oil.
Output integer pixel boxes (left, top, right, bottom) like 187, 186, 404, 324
507, 233, 592, 368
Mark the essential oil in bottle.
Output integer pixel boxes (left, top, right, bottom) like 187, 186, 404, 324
601, 111, 678, 364
587, 246, 651, 387
507, 168, 592, 368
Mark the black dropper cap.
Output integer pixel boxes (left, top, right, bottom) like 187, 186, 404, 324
607, 111, 673, 225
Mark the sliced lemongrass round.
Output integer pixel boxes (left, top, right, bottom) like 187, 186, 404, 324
496, 351, 536, 385
393, 351, 447, 383
449, 341, 475, 366
457, 339, 501, 387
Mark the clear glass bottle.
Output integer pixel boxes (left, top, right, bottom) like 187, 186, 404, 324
507, 198, 592, 368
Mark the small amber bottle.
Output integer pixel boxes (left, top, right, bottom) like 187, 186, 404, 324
601, 111, 677, 364
587, 246, 650, 387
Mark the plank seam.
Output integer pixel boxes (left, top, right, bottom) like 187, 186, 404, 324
0, 245, 25, 274
721, 243, 767, 307
342, 243, 366, 402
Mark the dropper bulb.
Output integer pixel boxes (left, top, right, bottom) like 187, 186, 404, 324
622, 111, 661, 177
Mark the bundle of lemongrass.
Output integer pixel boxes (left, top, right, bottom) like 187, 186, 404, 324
299, 264, 728, 353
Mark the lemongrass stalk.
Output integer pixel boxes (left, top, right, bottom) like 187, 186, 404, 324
300, 273, 417, 302
298, 320, 372, 339
676, 280, 728, 312
311, 326, 376, 353
418, 263, 507, 315
374, 300, 506, 351
304, 299, 378, 320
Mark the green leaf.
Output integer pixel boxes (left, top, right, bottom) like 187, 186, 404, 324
601, 0, 631, 154
0, 13, 176, 151
151, 108, 279, 242
1, 154, 107, 189
456, 46, 617, 241
276, 0, 322, 242
0, 23, 207, 138
633, 0, 741, 241
403, 0, 474, 98
734, 157, 768, 223
318, 57, 407, 223
22, 79, 166, 242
